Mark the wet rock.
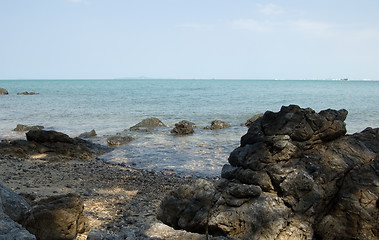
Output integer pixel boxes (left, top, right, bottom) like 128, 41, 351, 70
26, 130, 74, 144
0, 88, 8, 95
158, 105, 379, 240
130, 117, 166, 132
107, 135, 133, 146
24, 193, 88, 240
171, 120, 195, 135
13, 124, 44, 132
204, 120, 231, 130
78, 129, 97, 138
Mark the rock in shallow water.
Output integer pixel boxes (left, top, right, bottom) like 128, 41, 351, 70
158, 105, 379, 240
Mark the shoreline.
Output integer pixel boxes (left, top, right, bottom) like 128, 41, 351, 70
0, 154, 220, 239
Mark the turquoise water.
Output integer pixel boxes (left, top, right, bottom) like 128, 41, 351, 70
1, 79, 378, 176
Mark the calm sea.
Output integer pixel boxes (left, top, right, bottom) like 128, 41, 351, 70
1, 79, 378, 177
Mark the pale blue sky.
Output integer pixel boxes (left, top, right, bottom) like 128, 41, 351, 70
1, 0, 378, 79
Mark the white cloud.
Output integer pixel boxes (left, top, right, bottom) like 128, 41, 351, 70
258, 3, 285, 15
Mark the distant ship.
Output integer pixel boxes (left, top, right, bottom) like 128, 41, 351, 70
340, 78, 348, 81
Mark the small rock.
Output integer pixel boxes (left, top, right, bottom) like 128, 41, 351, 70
0, 88, 9, 95
171, 120, 195, 135
204, 120, 231, 130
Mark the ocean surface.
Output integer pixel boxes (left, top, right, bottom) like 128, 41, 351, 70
1, 79, 378, 177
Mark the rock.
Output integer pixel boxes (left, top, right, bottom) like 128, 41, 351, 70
0, 211, 36, 240
0, 88, 8, 95
78, 129, 97, 138
204, 120, 231, 130
17, 91, 39, 95
158, 105, 379, 240
26, 130, 74, 144
129, 117, 166, 132
0, 182, 36, 239
13, 124, 44, 132
0, 130, 111, 160
244, 113, 263, 128
106, 135, 133, 146
171, 120, 195, 135
24, 193, 88, 240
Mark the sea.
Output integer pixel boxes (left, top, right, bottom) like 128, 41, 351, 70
1, 79, 378, 177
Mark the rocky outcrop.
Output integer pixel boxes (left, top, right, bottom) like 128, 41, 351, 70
129, 117, 166, 132
13, 124, 44, 132
24, 193, 88, 240
204, 120, 231, 130
0, 88, 8, 95
171, 120, 195, 135
158, 105, 379, 240
0, 130, 111, 160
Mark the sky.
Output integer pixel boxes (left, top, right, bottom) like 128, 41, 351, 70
0, 0, 379, 80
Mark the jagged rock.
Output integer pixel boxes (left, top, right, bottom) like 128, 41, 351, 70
0, 130, 111, 160
0, 88, 8, 95
204, 120, 231, 130
17, 91, 39, 95
78, 129, 97, 138
171, 120, 195, 135
244, 113, 263, 128
129, 117, 166, 132
24, 193, 88, 240
13, 124, 44, 132
106, 135, 133, 146
158, 105, 379, 240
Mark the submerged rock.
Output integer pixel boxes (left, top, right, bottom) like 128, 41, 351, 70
17, 91, 39, 95
204, 120, 231, 130
171, 120, 195, 135
158, 105, 379, 240
129, 117, 166, 132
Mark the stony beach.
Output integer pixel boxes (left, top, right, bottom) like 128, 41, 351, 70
0, 153, 226, 239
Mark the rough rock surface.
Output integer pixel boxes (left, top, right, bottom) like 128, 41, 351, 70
106, 135, 134, 146
78, 129, 97, 138
0, 88, 8, 95
204, 120, 231, 130
171, 120, 195, 135
158, 105, 379, 240
0, 130, 111, 160
24, 193, 88, 240
13, 124, 44, 132
0, 182, 36, 240
244, 113, 263, 128
130, 117, 166, 132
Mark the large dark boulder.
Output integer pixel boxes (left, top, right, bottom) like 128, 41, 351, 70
0, 130, 111, 160
129, 117, 166, 132
24, 193, 88, 240
158, 105, 379, 240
